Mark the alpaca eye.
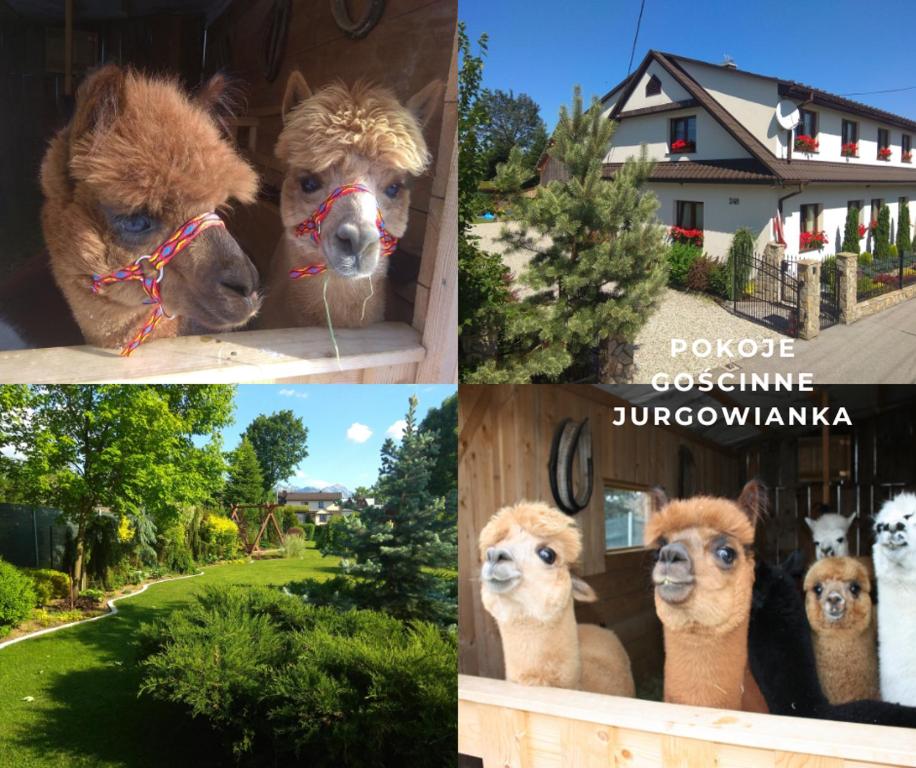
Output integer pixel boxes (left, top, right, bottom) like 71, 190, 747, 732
814, 584, 823, 596
384, 182, 402, 199
300, 175, 321, 193
115, 212, 154, 235
715, 546, 736, 565
814, 540, 820, 546
850, 582, 861, 597
837, 536, 844, 544
537, 546, 556, 565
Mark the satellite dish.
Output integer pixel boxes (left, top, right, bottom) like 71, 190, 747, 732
776, 100, 801, 130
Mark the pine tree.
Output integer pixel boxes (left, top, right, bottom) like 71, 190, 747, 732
224, 437, 266, 505
897, 201, 912, 255
842, 206, 861, 254
875, 204, 891, 260
323, 395, 456, 624
475, 86, 668, 383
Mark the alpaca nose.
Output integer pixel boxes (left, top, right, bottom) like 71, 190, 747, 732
826, 592, 845, 609
486, 547, 513, 565
657, 541, 691, 569
333, 222, 379, 261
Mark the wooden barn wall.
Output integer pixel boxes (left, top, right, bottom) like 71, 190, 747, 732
458, 384, 740, 688
217, 0, 457, 322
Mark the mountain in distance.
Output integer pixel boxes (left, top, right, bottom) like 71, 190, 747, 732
290, 483, 353, 499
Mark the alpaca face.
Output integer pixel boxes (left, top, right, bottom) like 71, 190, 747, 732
873, 494, 916, 573
479, 502, 594, 625
804, 557, 872, 632
805, 514, 855, 559
41, 66, 261, 337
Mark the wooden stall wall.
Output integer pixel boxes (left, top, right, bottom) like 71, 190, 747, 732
459, 385, 739, 690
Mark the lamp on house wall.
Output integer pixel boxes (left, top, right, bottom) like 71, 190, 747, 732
549, 418, 594, 515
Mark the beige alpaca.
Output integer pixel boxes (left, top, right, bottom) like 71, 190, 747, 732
478, 502, 635, 696
40, 66, 260, 351
804, 557, 879, 704
258, 73, 442, 330
646, 481, 769, 712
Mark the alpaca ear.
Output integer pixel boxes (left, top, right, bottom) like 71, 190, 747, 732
647, 487, 668, 518
282, 70, 312, 121
804, 517, 816, 532
195, 72, 244, 132
71, 64, 124, 139
782, 549, 807, 579
571, 576, 597, 603
737, 479, 767, 525
841, 513, 856, 531
406, 79, 444, 129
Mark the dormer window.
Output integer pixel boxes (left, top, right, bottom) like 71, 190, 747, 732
646, 74, 662, 97
669, 116, 696, 154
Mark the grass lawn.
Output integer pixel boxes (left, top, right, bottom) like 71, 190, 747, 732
0, 545, 339, 768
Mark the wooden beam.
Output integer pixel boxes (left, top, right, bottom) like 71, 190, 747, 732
0, 322, 425, 383
64, 0, 73, 95
822, 389, 831, 504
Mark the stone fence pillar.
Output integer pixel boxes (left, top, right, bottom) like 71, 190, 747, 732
762, 242, 786, 300
796, 260, 820, 340
836, 252, 858, 324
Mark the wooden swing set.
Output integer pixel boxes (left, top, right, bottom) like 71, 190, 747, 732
229, 503, 286, 555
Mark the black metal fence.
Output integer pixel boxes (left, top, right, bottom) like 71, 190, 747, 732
733, 252, 799, 337
819, 257, 839, 329
857, 250, 916, 302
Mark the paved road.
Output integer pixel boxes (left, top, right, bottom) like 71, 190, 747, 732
736, 298, 916, 383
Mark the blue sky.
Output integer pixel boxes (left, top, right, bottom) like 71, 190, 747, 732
218, 385, 455, 492
462, 0, 916, 130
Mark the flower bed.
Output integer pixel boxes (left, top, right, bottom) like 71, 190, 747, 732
841, 142, 858, 158
670, 138, 695, 153
878, 146, 892, 160
799, 230, 827, 252
794, 134, 819, 153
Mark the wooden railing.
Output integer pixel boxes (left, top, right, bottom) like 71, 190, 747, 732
458, 675, 916, 767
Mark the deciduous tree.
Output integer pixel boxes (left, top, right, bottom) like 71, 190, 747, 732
242, 410, 309, 494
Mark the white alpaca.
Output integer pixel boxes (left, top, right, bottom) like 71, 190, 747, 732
805, 512, 856, 559
478, 501, 635, 696
873, 494, 916, 705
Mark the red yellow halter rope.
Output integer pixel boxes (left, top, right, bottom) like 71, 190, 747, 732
90, 211, 224, 356
289, 183, 398, 280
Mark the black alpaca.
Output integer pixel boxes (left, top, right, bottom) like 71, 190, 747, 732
749, 551, 916, 727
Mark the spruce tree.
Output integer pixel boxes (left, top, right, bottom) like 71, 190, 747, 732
476, 86, 668, 383
323, 395, 456, 624
842, 206, 861, 254
875, 204, 891, 260
897, 201, 912, 255
224, 437, 266, 505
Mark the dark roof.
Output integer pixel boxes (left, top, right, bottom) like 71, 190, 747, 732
283, 491, 342, 502
602, 158, 775, 183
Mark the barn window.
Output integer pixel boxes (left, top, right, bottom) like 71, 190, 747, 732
604, 485, 650, 550
645, 74, 662, 96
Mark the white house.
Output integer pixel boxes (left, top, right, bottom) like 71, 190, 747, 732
541, 51, 916, 261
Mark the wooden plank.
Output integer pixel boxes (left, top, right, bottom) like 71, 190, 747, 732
0, 322, 425, 383
459, 676, 916, 767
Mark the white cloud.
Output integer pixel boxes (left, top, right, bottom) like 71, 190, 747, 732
346, 422, 373, 443
278, 388, 309, 399
385, 419, 407, 440
291, 470, 330, 488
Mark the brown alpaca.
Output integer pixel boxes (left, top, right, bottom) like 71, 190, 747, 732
646, 481, 769, 712
804, 556, 879, 704
478, 502, 635, 697
258, 73, 442, 330
41, 65, 261, 351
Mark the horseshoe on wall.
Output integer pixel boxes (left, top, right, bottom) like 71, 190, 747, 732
549, 418, 594, 515
331, 0, 386, 39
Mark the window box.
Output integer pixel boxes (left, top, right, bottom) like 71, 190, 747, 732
841, 142, 858, 158
794, 134, 819, 154
904, 151, 913, 163
670, 138, 695, 153
669, 226, 703, 247
799, 230, 827, 252
858, 224, 867, 238
878, 147, 893, 161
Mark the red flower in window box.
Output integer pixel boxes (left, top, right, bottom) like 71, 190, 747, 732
858, 224, 867, 238
794, 134, 819, 153
670, 138, 695, 153
904, 150, 913, 163
841, 142, 858, 158
870, 220, 878, 231
878, 146, 892, 160
669, 226, 703, 246
799, 230, 828, 251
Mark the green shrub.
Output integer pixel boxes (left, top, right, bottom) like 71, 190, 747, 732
287, 526, 304, 538
279, 507, 299, 532
859, 251, 874, 265
843, 206, 862, 254
685, 255, 714, 292
0, 559, 36, 636
23, 568, 71, 605
726, 228, 755, 300
138, 585, 456, 766
81, 588, 105, 602
708, 262, 730, 297
314, 517, 347, 551
875, 205, 891, 259
201, 515, 240, 562
666, 242, 701, 287
301, 523, 316, 541
821, 256, 838, 292
159, 522, 194, 574
890, 244, 899, 258
282, 534, 307, 559
898, 200, 912, 255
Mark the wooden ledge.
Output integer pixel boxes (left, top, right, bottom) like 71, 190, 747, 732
459, 674, 916, 767
0, 322, 425, 383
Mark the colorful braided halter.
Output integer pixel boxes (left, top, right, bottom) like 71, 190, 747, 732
90, 211, 224, 356
289, 183, 398, 280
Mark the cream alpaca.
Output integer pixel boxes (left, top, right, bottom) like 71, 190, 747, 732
805, 512, 856, 559
478, 502, 635, 696
804, 557, 878, 704
259, 73, 442, 330
646, 481, 768, 712
873, 494, 916, 705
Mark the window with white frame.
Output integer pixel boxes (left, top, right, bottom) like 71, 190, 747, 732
604, 485, 650, 551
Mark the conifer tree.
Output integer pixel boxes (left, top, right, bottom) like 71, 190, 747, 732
323, 395, 456, 624
224, 437, 266, 505
875, 204, 891, 260
897, 201, 912, 255
842, 206, 861, 254
475, 86, 668, 383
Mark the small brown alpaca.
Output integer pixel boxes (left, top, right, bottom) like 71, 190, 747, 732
804, 556, 879, 704
478, 502, 635, 696
646, 481, 769, 712
258, 72, 442, 330
41, 65, 261, 352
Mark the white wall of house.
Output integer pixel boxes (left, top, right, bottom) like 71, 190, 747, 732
617, 60, 692, 112
606, 107, 750, 164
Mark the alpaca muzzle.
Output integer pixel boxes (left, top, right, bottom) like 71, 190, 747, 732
825, 592, 846, 620
653, 541, 695, 604
482, 547, 521, 592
